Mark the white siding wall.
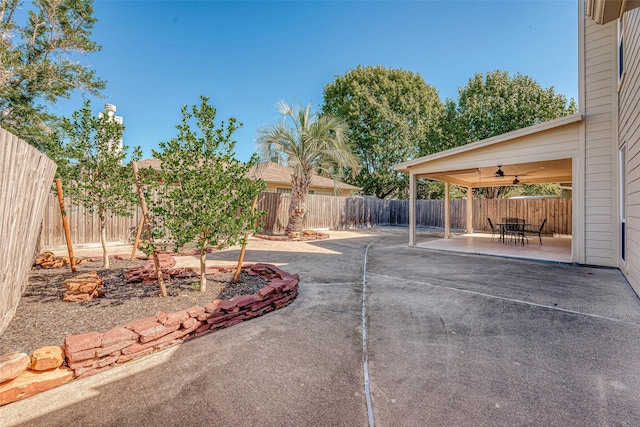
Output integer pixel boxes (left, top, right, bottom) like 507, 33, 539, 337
583, 16, 617, 266
619, 8, 640, 293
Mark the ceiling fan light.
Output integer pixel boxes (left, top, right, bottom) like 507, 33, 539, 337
513, 176, 520, 185
495, 166, 504, 177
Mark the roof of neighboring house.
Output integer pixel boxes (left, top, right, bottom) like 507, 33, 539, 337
136, 158, 361, 192
136, 158, 162, 170
247, 161, 360, 191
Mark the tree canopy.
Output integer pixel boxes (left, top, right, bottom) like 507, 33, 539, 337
151, 96, 265, 292
439, 70, 577, 149
0, 0, 104, 148
322, 65, 443, 199
257, 100, 358, 234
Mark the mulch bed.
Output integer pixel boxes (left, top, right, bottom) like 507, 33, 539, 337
0, 257, 267, 355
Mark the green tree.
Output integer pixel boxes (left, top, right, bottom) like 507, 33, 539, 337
151, 96, 265, 292
440, 70, 576, 198
257, 100, 359, 235
502, 183, 560, 198
58, 100, 140, 268
322, 65, 443, 199
440, 70, 576, 148
0, 0, 105, 149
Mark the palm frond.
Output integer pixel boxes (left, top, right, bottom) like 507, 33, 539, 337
256, 99, 360, 180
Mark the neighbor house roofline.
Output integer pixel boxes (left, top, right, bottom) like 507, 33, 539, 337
137, 158, 361, 191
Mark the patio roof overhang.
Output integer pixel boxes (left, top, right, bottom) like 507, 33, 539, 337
587, 0, 640, 24
394, 113, 582, 188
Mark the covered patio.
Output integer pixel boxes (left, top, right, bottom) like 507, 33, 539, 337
394, 114, 583, 264
416, 232, 572, 264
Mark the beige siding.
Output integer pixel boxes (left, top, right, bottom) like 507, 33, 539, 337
583, 15, 617, 266
265, 183, 351, 196
619, 8, 640, 293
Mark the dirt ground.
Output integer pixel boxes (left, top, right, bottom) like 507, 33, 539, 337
0, 256, 266, 355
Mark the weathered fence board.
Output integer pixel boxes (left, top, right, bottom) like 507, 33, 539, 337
40, 192, 572, 246
1, 129, 57, 334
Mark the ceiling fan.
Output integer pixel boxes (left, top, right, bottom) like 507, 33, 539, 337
495, 165, 526, 184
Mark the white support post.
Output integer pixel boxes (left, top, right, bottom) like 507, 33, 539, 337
466, 186, 473, 234
444, 182, 451, 239
409, 172, 416, 246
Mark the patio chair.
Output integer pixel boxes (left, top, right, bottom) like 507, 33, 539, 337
487, 218, 499, 242
525, 218, 547, 245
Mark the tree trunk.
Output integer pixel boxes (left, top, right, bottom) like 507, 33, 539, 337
285, 171, 312, 235
199, 245, 207, 292
99, 211, 109, 268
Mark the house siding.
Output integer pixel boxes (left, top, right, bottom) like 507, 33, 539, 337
264, 183, 352, 196
619, 8, 640, 293
583, 15, 617, 266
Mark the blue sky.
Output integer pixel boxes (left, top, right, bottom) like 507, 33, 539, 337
53, 0, 579, 162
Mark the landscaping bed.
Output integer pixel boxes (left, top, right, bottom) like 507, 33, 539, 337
0, 257, 268, 355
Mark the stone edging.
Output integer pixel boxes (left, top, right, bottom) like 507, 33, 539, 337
0, 263, 299, 407
255, 231, 330, 242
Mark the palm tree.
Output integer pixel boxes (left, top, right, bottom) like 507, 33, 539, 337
257, 100, 359, 235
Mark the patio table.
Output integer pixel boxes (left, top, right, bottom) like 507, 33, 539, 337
496, 221, 531, 244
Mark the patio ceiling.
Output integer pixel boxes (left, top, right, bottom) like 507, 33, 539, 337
418, 158, 573, 188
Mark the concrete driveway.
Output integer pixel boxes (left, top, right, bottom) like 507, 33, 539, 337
2, 228, 640, 426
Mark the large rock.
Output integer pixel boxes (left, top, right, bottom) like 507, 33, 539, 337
0, 367, 73, 406
0, 353, 29, 384
63, 271, 103, 291
63, 272, 105, 302
34, 252, 61, 269
29, 346, 65, 371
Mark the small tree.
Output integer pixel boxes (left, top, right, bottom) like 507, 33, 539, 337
58, 100, 141, 268
151, 96, 265, 292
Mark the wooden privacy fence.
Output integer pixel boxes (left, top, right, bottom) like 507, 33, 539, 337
1, 129, 57, 335
40, 193, 143, 247
40, 192, 572, 246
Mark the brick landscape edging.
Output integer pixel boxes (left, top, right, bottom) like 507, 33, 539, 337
0, 263, 299, 406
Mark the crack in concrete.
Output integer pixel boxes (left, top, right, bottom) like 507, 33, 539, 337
362, 240, 376, 427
